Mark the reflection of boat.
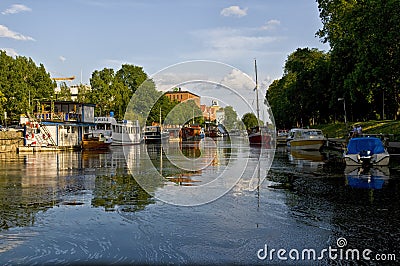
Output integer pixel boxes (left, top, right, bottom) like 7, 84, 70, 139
289, 149, 325, 168
344, 137, 390, 166
288, 128, 325, 150
180, 125, 204, 141
290, 149, 324, 161
81, 133, 112, 150
345, 166, 389, 189
92, 116, 141, 145
143, 126, 170, 144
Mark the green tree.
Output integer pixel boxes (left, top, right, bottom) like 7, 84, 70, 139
223, 106, 238, 130
241, 113, 259, 130
0, 51, 55, 121
57, 82, 72, 101
317, 0, 400, 120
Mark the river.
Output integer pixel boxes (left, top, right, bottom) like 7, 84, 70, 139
0, 138, 399, 265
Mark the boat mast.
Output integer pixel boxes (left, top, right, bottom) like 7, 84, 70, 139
254, 59, 260, 124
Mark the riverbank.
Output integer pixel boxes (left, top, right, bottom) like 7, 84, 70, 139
311, 120, 400, 140
0, 130, 24, 153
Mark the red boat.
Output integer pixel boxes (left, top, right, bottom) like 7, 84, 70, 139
248, 126, 271, 147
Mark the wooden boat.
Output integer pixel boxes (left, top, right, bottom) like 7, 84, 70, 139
344, 137, 390, 166
287, 128, 325, 150
143, 126, 169, 144
179, 125, 204, 141
81, 133, 112, 150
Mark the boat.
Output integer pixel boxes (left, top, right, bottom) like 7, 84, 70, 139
92, 116, 141, 145
205, 125, 222, 138
81, 133, 112, 150
143, 125, 170, 144
343, 137, 390, 166
248, 59, 271, 147
248, 126, 272, 146
276, 129, 289, 145
287, 128, 325, 150
179, 125, 204, 141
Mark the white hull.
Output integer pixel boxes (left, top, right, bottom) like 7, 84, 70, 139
344, 153, 390, 166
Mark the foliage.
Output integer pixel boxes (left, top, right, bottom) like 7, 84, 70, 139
266, 48, 331, 128
317, 0, 400, 120
241, 112, 259, 130
223, 106, 239, 130
89, 65, 148, 120
0, 51, 55, 122
57, 82, 72, 101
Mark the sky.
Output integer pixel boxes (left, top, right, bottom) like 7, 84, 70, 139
0, 0, 329, 118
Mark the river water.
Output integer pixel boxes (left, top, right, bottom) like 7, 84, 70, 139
0, 139, 399, 265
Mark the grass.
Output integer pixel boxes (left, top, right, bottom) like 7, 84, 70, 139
311, 120, 400, 140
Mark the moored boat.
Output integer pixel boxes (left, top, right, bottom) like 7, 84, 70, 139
288, 128, 325, 150
92, 116, 141, 145
143, 126, 170, 144
344, 137, 390, 166
81, 133, 112, 150
248, 126, 272, 147
180, 125, 204, 141
276, 129, 289, 145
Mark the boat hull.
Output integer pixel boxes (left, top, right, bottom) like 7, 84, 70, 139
248, 133, 271, 147
289, 139, 324, 150
82, 140, 111, 150
344, 153, 390, 166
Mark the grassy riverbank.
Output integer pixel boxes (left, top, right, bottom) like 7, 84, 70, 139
311, 120, 400, 140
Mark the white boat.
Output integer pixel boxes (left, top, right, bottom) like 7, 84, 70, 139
344, 137, 390, 166
287, 128, 325, 150
92, 116, 141, 145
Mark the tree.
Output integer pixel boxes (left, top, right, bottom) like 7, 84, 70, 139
223, 106, 238, 130
317, 0, 400, 120
241, 113, 259, 130
0, 51, 55, 121
57, 82, 72, 101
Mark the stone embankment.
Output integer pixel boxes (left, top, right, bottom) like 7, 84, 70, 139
0, 130, 24, 153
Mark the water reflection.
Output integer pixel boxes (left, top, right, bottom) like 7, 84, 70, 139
345, 166, 390, 189
0, 147, 152, 231
288, 149, 325, 168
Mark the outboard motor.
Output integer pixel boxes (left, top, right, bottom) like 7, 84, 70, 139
359, 150, 372, 166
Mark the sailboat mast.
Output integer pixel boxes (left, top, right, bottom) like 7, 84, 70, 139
255, 59, 260, 123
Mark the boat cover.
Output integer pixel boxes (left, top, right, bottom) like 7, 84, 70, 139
347, 137, 385, 155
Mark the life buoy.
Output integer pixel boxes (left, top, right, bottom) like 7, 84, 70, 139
43, 134, 47, 140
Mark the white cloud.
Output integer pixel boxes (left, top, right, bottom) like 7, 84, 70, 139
261, 19, 281, 31
59, 56, 66, 62
1, 48, 18, 57
220, 6, 247, 18
194, 27, 280, 52
0, 25, 35, 41
2, 4, 31, 15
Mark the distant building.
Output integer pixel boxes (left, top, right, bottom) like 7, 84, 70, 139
201, 100, 222, 122
216, 109, 225, 124
164, 88, 200, 107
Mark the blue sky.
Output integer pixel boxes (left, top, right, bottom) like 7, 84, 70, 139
0, 0, 329, 87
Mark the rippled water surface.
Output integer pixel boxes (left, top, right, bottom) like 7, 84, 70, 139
0, 140, 399, 265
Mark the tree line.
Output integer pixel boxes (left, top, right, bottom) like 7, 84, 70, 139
0, 51, 240, 128
266, 0, 400, 129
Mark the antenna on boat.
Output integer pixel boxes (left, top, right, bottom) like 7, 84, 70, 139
254, 59, 260, 124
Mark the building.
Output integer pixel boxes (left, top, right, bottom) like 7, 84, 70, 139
201, 100, 222, 122
164, 88, 200, 107
24, 101, 96, 148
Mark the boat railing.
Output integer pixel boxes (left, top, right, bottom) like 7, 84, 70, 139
34, 112, 82, 122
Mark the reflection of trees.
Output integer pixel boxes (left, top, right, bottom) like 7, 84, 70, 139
92, 175, 154, 212
0, 176, 58, 231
